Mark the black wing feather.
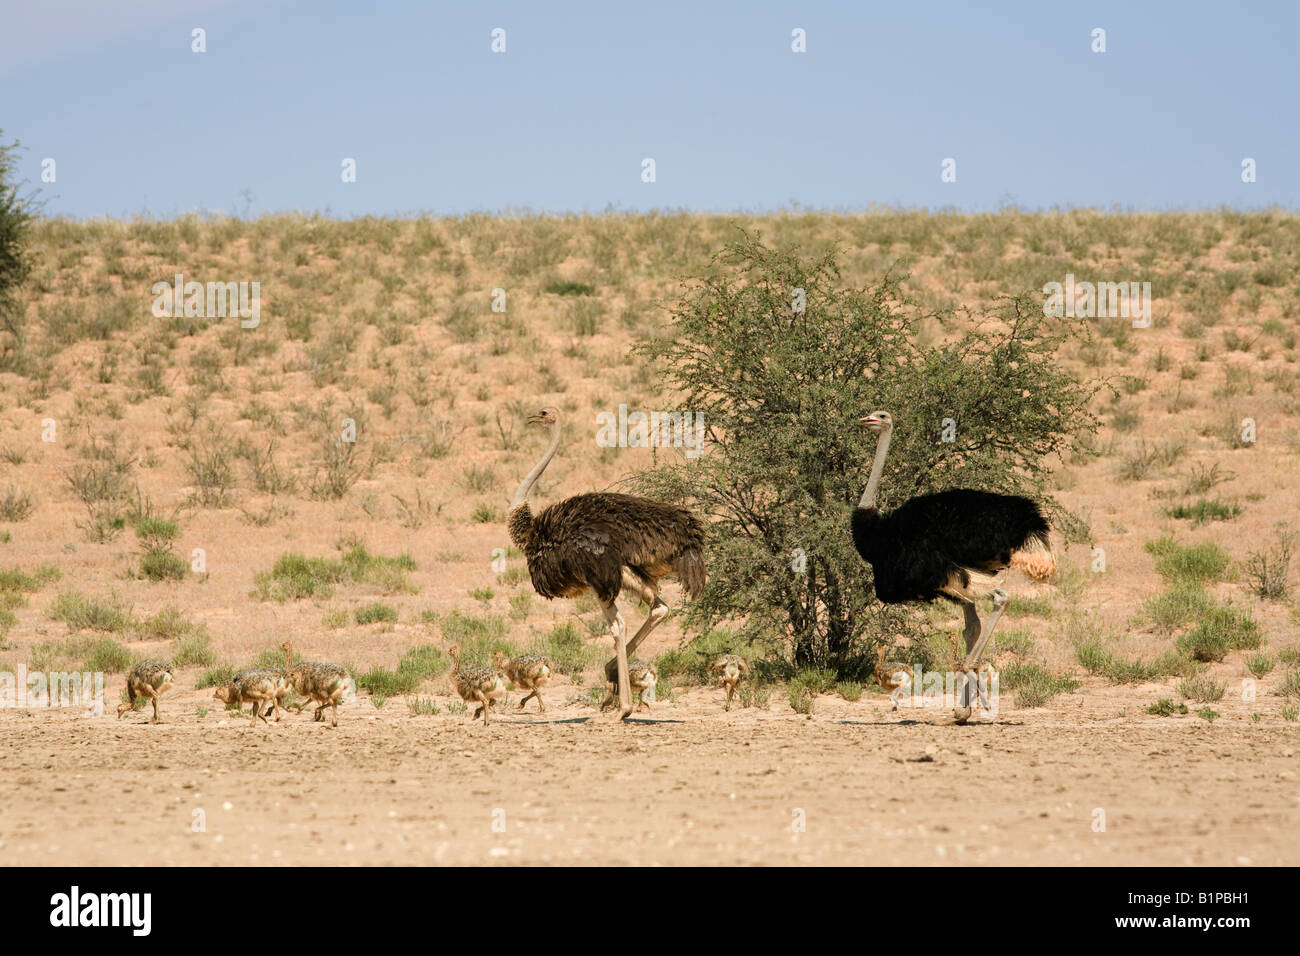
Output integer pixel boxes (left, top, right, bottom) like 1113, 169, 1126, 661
853, 489, 1050, 604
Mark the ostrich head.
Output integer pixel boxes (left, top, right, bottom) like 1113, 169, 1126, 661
860, 410, 893, 433
526, 407, 559, 428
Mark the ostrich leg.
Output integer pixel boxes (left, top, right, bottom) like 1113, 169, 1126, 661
954, 588, 1009, 723
603, 573, 670, 718
601, 602, 633, 718
962, 588, 1009, 670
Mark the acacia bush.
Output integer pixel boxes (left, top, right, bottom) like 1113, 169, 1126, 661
635, 233, 1096, 676
0, 132, 34, 371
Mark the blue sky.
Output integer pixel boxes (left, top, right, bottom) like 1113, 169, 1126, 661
4, 0, 1297, 218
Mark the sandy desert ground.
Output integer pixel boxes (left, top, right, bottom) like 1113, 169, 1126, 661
2, 693, 1296, 866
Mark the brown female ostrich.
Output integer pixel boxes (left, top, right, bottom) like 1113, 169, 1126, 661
507, 407, 706, 719
852, 411, 1055, 723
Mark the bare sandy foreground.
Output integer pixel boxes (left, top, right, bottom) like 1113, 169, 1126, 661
1, 687, 1296, 867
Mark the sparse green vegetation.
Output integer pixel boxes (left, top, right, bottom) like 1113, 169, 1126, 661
1178, 673, 1226, 703
999, 661, 1079, 708
1163, 497, 1242, 525
1175, 605, 1261, 661
47, 589, 132, 632
1146, 698, 1188, 717
355, 601, 398, 625
1146, 537, 1230, 584
253, 544, 416, 601
0, 485, 33, 522
82, 638, 134, 673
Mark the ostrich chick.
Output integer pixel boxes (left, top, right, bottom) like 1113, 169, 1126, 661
708, 653, 750, 711
213, 669, 288, 727
600, 659, 657, 714
875, 646, 914, 710
449, 644, 506, 725
493, 650, 553, 713
280, 641, 352, 728
117, 660, 174, 724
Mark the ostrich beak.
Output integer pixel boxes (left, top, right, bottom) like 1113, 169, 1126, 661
526, 412, 546, 425
860, 414, 883, 429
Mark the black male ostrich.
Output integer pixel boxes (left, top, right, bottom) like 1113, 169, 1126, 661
506, 408, 706, 719
851, 411, 1056, 722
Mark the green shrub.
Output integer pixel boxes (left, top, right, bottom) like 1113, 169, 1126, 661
1163, 498, 1242, 525
1140, 584, 1215, 634
253, 545, 416, 601
530, 621, 596, 676
739, 680, 771, 709
355, 602, 398, 625
1146, 698, 1188, 717
1178, 674, 1226, 702
835, 681, 863, 701
140, 550, 189, 581
398, 644, 449, 682
1175, 606, 1261, 661
1145, 538, 1230, 584
135, 606, 192, 641
47, 589, 132, 632
631, 233, 1096, 676
357, 665, 419, 697
439, 611, 510, 663
1075, 637, 1113, 674
543, 278, 596, 296
0, 564, 61, 593
83, 639, 134, 673
172, 630, 214, 667
1245, 653, 1274, 678
196, 664, 236, 689
1000, 661, 1079, 708
787, 682, 815, 714
0, 485, 33, 521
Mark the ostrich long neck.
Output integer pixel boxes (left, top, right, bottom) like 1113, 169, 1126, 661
857, 426, 893, 510
510, 424, 562, 509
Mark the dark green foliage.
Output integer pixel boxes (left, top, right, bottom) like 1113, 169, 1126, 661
1146, 698, 1188, 717
634, 233, 1096, 673
543, 279, 596, 296
0, 133, 34, 372
1175, 605, 1261, 661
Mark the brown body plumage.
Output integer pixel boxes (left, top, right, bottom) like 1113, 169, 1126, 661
117, 660, 174, 723
280, 641, 351, 728
213, 668, 288, 727
600, 659, 657, 713
507, 407, 706, 720
450, 644, 506, 725
708, 654, 750, 710
493, 650, 552, 712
